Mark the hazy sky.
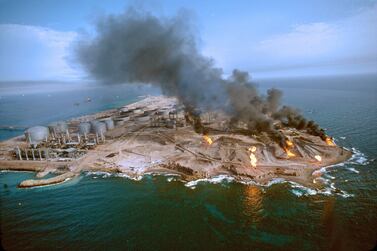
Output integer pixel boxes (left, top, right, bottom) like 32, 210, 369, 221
0, 0, 376, 81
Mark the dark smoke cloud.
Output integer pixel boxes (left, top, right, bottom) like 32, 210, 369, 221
76, 8, 324, 146
76, 8, 226, 110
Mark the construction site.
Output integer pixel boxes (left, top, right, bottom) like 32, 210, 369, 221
0, 96, 352, 188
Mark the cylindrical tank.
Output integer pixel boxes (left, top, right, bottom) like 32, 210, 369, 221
102, 118, 114, 130
90, 120, 100, 133
93, 122, 107, 135
48, 121, 68, 134
78, 122, 91, 135
24, 126, 49, 145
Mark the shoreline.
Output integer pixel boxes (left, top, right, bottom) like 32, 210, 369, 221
0, 150, 352, 190
0, 96, 352, 189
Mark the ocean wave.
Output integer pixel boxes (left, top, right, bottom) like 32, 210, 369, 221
237, 176, 354, 198
182, 175, 352, 198
85, 171, 143, 181
288, 181, 353, 198
312, 166, 337, 188
347, 147, 369, 165
236, 177, 287, 188
85, 171, 112, 178
184, 175, 235, 188
83, 168, 355, 198
85, 171, 183, 182
303, 147, 369, 197
264, 178, 286, 187
115, 173, 143, 181
145, 172, 181, 178
314, 147, 368, 177
346, 167, 360, 173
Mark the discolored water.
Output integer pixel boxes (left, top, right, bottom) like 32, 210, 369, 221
1, 75, 376, 250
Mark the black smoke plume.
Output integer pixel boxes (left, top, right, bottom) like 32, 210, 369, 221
76, 9, 225, 110
75, 8, 324, 147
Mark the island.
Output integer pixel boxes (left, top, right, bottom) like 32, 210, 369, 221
0, 96, 352, 188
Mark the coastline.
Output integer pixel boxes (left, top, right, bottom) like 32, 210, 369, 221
0, 96, 352, 189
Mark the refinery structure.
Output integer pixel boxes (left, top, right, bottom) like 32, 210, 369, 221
13, 98, 186, 161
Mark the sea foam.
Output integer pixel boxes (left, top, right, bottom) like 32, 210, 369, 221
184, 175, 235, 188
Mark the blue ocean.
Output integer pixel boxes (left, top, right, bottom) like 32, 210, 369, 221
1, 74, 376, 250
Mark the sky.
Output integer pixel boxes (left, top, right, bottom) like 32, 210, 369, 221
0, 0, 376, 81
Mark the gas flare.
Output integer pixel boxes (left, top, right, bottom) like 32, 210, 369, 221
325, 137, 335, 146
203, 135, 213, 145
284, 139, 295, 157
284, 148, 296, 157
248, 146, 257, 167
286, 139, 294, 147
314, 155, 322, 162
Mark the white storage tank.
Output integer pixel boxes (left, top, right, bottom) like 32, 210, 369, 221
25, 126, 49, 146
93, 122, 107, 135
90, 120, 100, 133
102, 118, 114, 130
78, 122, 91, 135
48, 121, 68, 135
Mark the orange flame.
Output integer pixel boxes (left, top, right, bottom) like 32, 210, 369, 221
284, 139, 295, 157
286, 139, 294, 147
314, 155, 322, 161
325, 137, 335, 146
203, 135, 213, 145
248, 146, 257, 167
284, 148, 296, 157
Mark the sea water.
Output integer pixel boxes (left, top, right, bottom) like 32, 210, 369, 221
1, 75, 376, 250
